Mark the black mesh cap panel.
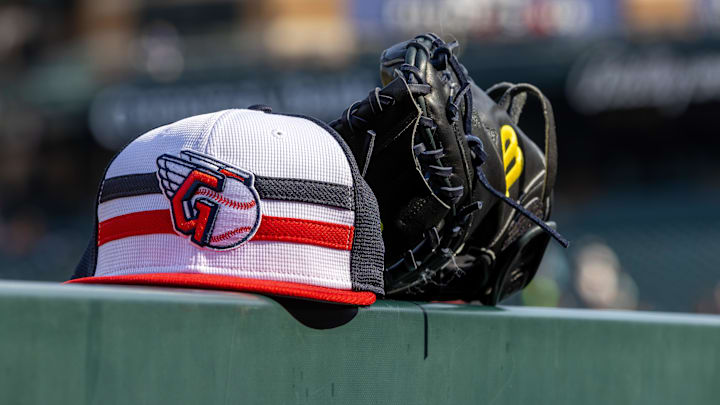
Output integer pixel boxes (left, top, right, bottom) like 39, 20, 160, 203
287, 114, 385, 295
348, 175, 385, 293
71, 134, 140, 280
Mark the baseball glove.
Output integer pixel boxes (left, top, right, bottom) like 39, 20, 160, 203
330, 33, 568, 304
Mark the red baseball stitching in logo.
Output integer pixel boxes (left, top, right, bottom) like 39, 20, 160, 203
195, 188, 256, 210
210, 227, 253, 243
194, 188, 256, 244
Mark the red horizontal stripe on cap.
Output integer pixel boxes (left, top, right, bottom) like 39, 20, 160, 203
98, 210, 175, 246
255, 216, 354, 250
97, 210, 354, 250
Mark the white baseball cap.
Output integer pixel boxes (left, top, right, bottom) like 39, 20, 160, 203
68, 106, 384, 305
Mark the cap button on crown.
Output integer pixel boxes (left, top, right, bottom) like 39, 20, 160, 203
247, 104, 273, 113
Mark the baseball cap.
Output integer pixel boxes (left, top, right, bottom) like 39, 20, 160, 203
68, 106, 384, 305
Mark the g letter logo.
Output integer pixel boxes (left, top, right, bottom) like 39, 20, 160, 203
156, 150, 261, 250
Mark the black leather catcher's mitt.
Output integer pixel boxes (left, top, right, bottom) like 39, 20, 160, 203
330, 33, 568, 305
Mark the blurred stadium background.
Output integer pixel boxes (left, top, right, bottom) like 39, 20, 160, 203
1, 0, 719, 313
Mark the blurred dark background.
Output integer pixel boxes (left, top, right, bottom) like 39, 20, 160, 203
1, 0, 719, 313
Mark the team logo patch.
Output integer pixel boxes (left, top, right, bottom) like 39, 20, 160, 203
501, 125, 524, 197
156, 150, 261, 250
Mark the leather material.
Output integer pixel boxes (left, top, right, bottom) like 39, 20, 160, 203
331, 76, 449, 262
330, 33, 564, 303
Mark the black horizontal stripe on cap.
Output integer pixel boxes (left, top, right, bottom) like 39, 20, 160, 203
254, 177, 353, 210
99, 173, 161, 204
99, 172, 354, 210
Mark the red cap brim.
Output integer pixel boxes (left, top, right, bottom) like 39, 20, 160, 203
65, 273, 376, 306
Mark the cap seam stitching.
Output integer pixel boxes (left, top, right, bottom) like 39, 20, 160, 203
200, 109, 239, 154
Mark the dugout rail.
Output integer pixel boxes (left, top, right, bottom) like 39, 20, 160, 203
1, 281, 718, 404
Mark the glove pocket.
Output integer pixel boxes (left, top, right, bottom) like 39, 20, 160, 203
365, 136, 450, 263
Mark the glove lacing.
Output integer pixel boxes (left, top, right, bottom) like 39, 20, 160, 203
428, 39, 569, 248
335, 35, 568, 295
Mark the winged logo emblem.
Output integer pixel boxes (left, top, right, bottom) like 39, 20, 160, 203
156, 150, 261, 250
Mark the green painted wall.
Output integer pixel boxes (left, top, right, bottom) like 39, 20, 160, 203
0, 281, 718, 404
